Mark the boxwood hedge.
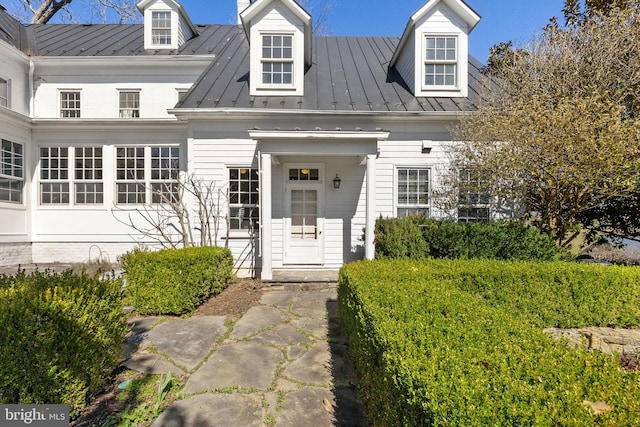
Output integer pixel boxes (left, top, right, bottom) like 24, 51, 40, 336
374, 218, 559, 261
338, 259, 640, 426
121, 246, 234, 315
0, 270, 127, 417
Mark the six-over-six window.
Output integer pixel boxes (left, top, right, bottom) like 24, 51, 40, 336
261, 34, 293, 85
39, 146, 104, 204
397, 167, 430, 218
425, 36, 457, 87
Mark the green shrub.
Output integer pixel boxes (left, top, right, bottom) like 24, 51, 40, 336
338, 260, 640, 426
374, 218, 559, 261
0, 270, 127, 417
121, 246, 234, 316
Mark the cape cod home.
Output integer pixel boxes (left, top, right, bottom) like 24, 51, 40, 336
0, 0, 486, 279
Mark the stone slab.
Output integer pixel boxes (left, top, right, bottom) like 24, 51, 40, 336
260, 291, 297, 308
184, 341, 283, 394
284, 341, 332, 386
142, 316, 227, 372
253, 324, 312, 347
276, 386, 368, 427
229, 306, 288, 340
122, 349, 186, 375
151, 394, 264, 427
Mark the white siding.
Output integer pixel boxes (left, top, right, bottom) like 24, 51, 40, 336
0, 110, 31, 244
395, 31, 416, 93
248, 2, 306, 96
33, 64, 200, 119
0, 44, 30, 116
414, 3, 470, 97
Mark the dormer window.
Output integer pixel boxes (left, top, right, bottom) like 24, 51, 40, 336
137, 0, 197, 51
240, 0, 312, 97
424, 36, 457, 87
261, 34, 294, 86
0, 78, 8, 108
151, 11, 171, 45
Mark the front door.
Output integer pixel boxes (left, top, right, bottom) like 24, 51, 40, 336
284, 165, 324, 264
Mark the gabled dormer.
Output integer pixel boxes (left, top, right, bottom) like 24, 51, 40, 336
391, 0, 480, 98
136, 0, 198, 51
240, 0, 312, 96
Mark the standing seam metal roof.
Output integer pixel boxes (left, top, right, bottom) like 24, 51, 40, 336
0, 5, 486, 113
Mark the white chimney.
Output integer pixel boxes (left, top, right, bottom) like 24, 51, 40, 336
238, 0, 251, 25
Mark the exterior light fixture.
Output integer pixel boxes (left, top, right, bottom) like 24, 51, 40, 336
333, 174, 341, 189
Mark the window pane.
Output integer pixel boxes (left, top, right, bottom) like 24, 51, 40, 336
228, 167, 259, 230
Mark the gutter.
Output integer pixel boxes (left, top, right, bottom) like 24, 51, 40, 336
168, 108, 467, 121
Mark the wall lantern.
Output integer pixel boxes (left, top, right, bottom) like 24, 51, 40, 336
333, 174, 342, 189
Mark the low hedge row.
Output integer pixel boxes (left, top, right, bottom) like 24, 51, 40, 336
121, 246, 234, 315
431, 259, 640, 328
0, 270, 127, 417
374, 217, 559, 261
338, 260, 640, 426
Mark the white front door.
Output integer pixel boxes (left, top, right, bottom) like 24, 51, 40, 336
283, 165, 324, 265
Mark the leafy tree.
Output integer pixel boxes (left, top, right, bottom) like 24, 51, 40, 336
451, 6, 640, 246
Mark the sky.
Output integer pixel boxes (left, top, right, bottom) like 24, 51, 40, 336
178, 0, 568, 63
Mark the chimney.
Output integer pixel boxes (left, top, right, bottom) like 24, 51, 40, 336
237, 0, 251, 25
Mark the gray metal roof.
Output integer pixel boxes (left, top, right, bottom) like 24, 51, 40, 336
178, 31, 485, 112
0, 5, 22, 50
0, 6, 485, 113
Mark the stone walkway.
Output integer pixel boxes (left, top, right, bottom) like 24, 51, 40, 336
123, 284, 369, 427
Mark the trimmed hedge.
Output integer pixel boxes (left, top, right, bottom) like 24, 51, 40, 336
338, 259, 640, 426
374, 217, 559, 261
0, 270, 127, 417
121, 246, 234, 315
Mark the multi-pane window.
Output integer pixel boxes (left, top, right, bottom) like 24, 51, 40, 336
116, 147, 145, 204
152, 11, 172, 45
40, 147, 104, 205
397, 168, 430, 217
0, 78, 8, 108
60, 91, 81, 118
75, 147, 103, 204
40, 147, 70, 204
458, 169, 490, 222
261, 34, 293, 85
119, 91, 140, 118
1, 140, 23, 203
229, 168, 259, 230
116, 146, 180, 204
425, 36, 457, 87
288, 168, 319, 181
150, 147, 180, 203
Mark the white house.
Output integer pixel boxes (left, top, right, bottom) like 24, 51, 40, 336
0, 0, 486, 279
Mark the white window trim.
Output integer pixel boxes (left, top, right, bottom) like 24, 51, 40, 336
416, 31, 468, 98
0, 77, 10, 109
144, 8, 178, 50
257, 32, 296, 91
227, 166, 260, 234
114, 145, 181, 206
249, 24, 304, 96
38, 145, 105, 207
59, 89, 82, 118
423, 34, 458, 90
151, 10, 172, 47
394, 165, 431, 218
118, 89, 141, 119
0, 139, 24, 205
457, 168, 491, 223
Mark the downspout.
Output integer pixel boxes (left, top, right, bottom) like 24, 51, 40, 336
28, 59, 35, 117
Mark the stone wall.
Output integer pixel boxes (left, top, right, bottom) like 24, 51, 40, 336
544, 327, 640, 355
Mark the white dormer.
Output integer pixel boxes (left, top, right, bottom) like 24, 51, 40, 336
390, 0, 480, 98
240, 0, 312, 96
137, 0, 198, 50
